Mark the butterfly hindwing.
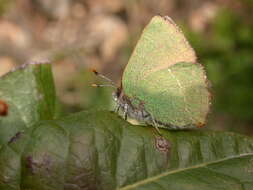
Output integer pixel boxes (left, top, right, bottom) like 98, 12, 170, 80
122, 16, 210, 128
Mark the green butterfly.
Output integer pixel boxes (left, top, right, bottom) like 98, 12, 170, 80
95, 16, 211, 130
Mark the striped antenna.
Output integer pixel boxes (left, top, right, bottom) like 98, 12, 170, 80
91, 84, 117, 89
91, 69, 117, 89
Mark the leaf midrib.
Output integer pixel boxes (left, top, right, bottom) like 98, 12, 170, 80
119, 152, 253, 190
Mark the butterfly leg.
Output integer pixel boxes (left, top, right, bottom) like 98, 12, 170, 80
123, 104, 128, 120
114, 104, 120, 113
151, 115, 161, 135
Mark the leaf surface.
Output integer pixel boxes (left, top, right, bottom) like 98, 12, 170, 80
0, 63, 252, 190
1, 111, 253, 190
0, 63, 56, 145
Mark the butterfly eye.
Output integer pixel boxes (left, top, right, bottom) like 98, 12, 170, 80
112, 92, 118, 100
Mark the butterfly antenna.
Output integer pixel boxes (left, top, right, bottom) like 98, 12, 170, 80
91, 69, 118, 89
91, 84, 117, 89
91, 69, 117, 87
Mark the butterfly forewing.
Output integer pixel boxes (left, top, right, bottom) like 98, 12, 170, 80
122, 16, 210, 128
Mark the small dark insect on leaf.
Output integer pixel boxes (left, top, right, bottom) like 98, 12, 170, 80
8, 132, 22, 144
0, 100, 8, 116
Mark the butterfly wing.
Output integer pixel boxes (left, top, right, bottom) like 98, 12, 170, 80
122, 16, 210, 128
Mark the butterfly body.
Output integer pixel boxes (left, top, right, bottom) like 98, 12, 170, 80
113, 89, 153, 125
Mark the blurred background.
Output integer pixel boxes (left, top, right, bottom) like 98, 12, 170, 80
0, 0, 252, 135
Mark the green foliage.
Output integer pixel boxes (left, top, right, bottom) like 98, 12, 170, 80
0, 0, 12, 16
0, 63, 56, 145
0, 63, 253, 190
187, 8, 253, 120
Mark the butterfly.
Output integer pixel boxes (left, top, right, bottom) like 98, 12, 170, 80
93, 16, 211, 130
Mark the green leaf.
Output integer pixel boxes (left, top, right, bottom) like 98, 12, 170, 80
1, 111, 253, 190
0, 63, 252, 190
0, 63, 56, 145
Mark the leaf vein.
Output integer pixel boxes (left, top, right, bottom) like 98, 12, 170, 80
119, 153, 253, 190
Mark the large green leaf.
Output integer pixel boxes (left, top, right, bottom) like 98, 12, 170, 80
0, 111, 253, 190
0, 63, 253, 190
0, 63, 55, 145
